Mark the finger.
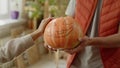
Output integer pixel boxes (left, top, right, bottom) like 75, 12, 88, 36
72, 46, 83, 53
65, 50, 74, 55
45, 18, 53, 23
84, 36, 89, 39
66, 44, 83, 54
51, 47, 57, 51
72, 43, 85, 53
44, 43, 48, 48
64, 49, 75, 54
78, 37, 85, 43
42, 17, 53, 23
44, 43, 57, 51
39, 18, 53, 32
40, 18, 52, 27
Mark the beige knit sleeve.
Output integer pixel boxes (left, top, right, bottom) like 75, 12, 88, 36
0, 34, 34, 63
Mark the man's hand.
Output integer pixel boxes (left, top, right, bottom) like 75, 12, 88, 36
44, 36, 91, 55
64, 36, 90, 54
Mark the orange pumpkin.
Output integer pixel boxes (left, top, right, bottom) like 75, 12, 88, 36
44, 16, 83, 49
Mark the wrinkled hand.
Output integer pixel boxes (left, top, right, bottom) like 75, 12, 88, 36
37, 18, 53, 34
44, 36, 90, 54
44, 43, 58, 51
31, 18, 53, 41
64, 36, 90, 54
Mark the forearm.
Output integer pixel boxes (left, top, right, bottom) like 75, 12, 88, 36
0, 34, 34, 63
88, 33, 120, 47
30, 30, 43, 41
0, 17, 51, 63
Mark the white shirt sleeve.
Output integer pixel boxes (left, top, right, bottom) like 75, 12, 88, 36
65, 0, 76, 17
0, 34, 34, 63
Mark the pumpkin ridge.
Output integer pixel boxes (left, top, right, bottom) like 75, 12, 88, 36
44, 16, 83, 49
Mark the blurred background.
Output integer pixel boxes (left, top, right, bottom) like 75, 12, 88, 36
0, 0, 69, 68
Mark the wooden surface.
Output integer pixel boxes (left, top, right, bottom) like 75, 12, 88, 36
26, 45, 40, 65
15, 54, 26, 68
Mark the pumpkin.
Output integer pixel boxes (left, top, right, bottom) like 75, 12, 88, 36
44, 16, 83, 49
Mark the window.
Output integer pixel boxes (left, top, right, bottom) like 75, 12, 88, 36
0, 0, 9, 19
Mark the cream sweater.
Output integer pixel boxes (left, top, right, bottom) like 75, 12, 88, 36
0, 35, 34, 63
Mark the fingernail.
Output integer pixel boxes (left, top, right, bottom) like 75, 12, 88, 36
48, 45, 51, 48
78, 38, 83, 42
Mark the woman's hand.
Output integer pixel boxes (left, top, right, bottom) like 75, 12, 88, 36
30, 18, 53, 41
36, 18, 53, 35
37, 18, 53, 34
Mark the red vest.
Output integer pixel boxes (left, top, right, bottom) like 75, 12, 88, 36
67, 0, 120, 68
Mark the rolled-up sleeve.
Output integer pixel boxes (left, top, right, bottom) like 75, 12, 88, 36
65, 0, 76, 17
0, 34, 34, 63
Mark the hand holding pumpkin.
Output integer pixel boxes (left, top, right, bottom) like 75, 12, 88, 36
37, 18, 53, 34
30, 18, 53, 41
43, 16, 83, 50
64, 36, 90, 54
44, 36, 90, 54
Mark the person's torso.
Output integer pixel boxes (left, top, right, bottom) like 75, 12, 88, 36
71, 0, 103, 68
72, 0, 120, 68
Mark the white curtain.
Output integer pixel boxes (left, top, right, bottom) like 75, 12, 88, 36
0, 0, 8, 15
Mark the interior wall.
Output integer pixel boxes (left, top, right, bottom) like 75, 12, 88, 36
9, 0, 23, 19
